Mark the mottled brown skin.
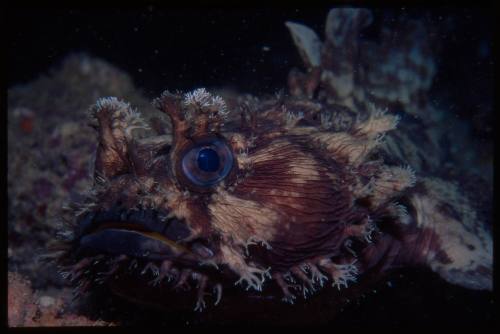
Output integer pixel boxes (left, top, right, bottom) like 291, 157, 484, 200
53, 8, 491, 314
50, 88, 453, 311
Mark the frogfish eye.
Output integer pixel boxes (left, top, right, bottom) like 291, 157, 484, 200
197, 148, 220, 172
181, 139, 233, 187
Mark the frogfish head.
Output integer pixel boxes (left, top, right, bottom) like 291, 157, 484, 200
54, 87, 423, 311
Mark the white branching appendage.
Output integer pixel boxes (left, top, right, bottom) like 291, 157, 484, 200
361, 218, 378, 243
67, 186, 102, 218
273, 256, 360, 302
388, 202, 411, 225
234, 265, 272, 292
72, 202, 97, 218
219, 244, 271, 291
89, 96, 150, 138
354, 105, 399, 138
285, 108, 304, 128
330, 263, 358, 290
182, 88, 228, 118
122, 108, 151, 137
55, 229, 75, 242
94, 172, 109, 188
370, 165, 417, 205
320, 111, 333, 129
344, 216, 378, 243
403, 164, 417, 187
91, 96, 128, 116
303, 104, 402, 167
318, 258, 359, 290
244, 236, 273, 256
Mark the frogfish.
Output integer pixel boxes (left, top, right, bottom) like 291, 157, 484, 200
50, 8, 492, 316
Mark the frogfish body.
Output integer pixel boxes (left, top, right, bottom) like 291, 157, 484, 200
52, 8, 492, 315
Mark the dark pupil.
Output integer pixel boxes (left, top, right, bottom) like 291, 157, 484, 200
197, 148, 220, 172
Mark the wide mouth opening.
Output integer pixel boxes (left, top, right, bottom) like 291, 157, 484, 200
87, 221, 184, 247
76, 208, 214, 264
78, 208, 190, 240
89, 221, 153, 234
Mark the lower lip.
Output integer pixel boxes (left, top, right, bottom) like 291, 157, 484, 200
79, 228, 179, 260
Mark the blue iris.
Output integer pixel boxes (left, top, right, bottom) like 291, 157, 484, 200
197, 148, 220, 172
181, 139, 233, 187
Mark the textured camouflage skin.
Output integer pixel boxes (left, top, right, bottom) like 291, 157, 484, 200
50, 8, 491, 313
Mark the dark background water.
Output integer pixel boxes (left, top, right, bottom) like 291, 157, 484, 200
7, 5, 495, 328
7, 5, 495, 143
8, 6, 494, 120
